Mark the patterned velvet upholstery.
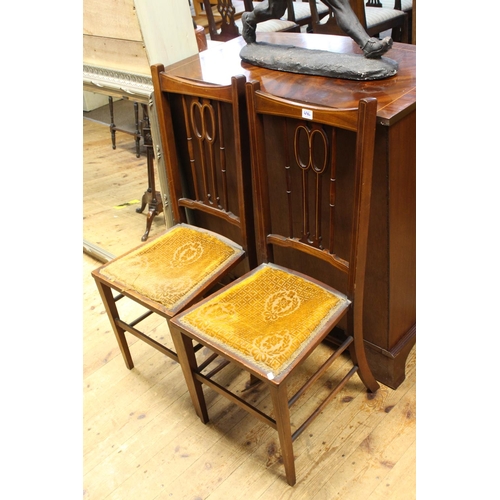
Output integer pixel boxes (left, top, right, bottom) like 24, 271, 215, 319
176, 263, 348, 379
97, 224, 244, 316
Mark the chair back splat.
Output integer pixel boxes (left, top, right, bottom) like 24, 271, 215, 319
152, 66, 256, 273
91, 64, 256, 371
170, 80, 380, 485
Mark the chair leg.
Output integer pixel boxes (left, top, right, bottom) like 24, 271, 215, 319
269, 382, 296, 486
349, 342, 379, 394
392, 13, 409, 43
94, 279, 134, 370
170, 324, 210, 424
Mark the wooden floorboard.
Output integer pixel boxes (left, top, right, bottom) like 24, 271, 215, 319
83, 117, 165, 258
83, 117, 416, 498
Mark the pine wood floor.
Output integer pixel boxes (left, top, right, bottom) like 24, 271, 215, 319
83, 114, 165, 258
83, 116, 416, 499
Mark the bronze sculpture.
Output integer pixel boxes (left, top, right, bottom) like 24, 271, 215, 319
242, 0, 393, 58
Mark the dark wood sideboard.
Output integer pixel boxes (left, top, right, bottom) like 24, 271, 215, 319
160, 32, 416, 389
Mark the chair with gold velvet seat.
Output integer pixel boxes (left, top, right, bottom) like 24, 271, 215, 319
92, 65, 256, 371
169, 80, 379, 485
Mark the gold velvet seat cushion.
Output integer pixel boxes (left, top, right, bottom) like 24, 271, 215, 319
175, 263, 349, 381
97, 224, 244, 315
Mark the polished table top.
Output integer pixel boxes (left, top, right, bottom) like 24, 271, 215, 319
163, 32, 416, 126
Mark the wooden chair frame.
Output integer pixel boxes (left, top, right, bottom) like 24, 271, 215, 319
170, 80, 379, 485
366, 0, 413, 43
92, 65, 256, 370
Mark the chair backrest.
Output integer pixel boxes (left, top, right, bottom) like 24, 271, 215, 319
151, 64, 257, 273
367, 0, 403, 9
245, 80, 377, 328
309, 0, 368, 34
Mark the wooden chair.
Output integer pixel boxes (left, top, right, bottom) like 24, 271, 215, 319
92, 65, 257, 370
169, 80, 379, 485
367, 0, 413, 43
203, 0, 299, 42
309, 0, 408, 43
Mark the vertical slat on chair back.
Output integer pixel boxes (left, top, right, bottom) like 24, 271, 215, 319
245, 80, 377, 306
201, 0, 220, 40
151, 65, 256, 270
308, 0, 368, 33
285, 0, 298, 23
349, 0, 369, 27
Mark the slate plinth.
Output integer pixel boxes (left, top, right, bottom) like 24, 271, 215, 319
239, 42, 398, 81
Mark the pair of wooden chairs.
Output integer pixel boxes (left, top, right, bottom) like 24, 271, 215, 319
92, 62, 379, 485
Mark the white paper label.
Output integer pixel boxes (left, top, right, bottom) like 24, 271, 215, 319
302, 109, 313, 120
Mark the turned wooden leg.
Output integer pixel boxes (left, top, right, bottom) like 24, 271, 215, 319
140, 189, 163, 241
136, 190, 148, 214
138, 105, 163, 241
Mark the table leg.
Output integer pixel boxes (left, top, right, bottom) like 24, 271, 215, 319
136, 104, 163, 241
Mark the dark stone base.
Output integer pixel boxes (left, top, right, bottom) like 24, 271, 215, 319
240, 42, 398, 81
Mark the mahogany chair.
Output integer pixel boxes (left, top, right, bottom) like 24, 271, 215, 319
367, 0, 413, 43
169, 80, 379, 485
92, 65, 256, 370
203, 0, 299, 42
309, 0, 408, 43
